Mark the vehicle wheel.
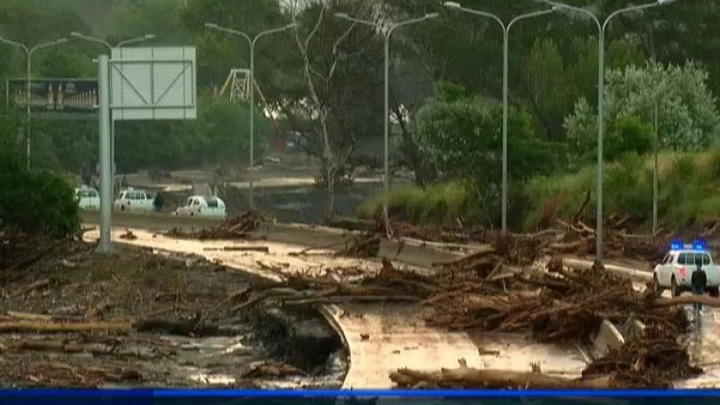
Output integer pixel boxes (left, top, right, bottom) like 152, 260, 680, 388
653, 275, 663, 294
190, 212, 194, 217
120, 205, 125, 211
710, 287, 720, 298
671, 277, 681, 297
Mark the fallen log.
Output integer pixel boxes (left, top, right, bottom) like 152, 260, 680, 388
203, 246, 270, 253
390, 367, 614, 389
0, 321, 132, 333
12, 278, 51, 297
572, 190, 591, 224
431, 246, 495, 267
9, 341, 107, 354
650, 295, 720, 308
6, 311, 52, 321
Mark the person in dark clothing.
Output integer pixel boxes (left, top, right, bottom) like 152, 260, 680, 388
153, 193, 165, 213
692, 258, 708, 314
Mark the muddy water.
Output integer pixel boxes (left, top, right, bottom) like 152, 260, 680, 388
676, 306, 720, 388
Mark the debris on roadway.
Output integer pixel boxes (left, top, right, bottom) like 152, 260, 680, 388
166, 211, 268, 240
0, 231, 345, 388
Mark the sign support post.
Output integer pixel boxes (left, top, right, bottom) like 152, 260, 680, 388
97, 54, 113, 253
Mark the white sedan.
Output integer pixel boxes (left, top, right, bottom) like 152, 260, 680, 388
175, 195, 227, 218
74, 187, 100, 211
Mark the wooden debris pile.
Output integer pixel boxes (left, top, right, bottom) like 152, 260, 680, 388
389, 220, 490, 244
167, 211, 267, 240
583, 319, 700, 388
336, 233, 380, 258
545, 216, 669, 262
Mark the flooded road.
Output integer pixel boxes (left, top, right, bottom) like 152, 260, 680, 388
677, 305, 720, 388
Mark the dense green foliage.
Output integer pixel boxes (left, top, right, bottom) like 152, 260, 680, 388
0, 118, 80, 236
2, 0, 720, 225
565, 61, 720, 165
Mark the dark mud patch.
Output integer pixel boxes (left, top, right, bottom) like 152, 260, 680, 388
242, 305, 346, 374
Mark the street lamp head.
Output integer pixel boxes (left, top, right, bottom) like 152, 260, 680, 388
443, 2, 462, 8
205, 22, 219, 29
56, 38, 68, 44
424, 12, 440, 19
334, 12, 350, 19
70, 31, 83, 37
144, 34, 156, 39
658, 0, 678, 4
285, 22, 299, 29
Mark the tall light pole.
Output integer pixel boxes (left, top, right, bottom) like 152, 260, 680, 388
444, 2, 555, 233
205, 22, 297, 211
70, 32, 156, 193
541, 0, 678, 261
0, 37, 68, 170
335, 12, 439, 227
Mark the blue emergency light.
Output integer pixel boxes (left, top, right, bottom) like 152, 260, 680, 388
671, 239, 684, 250
694, 238, 708, 251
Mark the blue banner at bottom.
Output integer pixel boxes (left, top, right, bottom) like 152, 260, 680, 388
2, 389, 720, 405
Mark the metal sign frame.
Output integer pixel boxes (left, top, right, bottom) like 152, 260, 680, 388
110, 47, 196, 120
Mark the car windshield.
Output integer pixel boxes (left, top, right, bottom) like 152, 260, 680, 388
77, 190, 97, 198
205, 197, 219, 208
678, 252, 711, 266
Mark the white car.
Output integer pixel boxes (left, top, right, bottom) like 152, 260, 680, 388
175, 195, 227, 218
653, 240, 720, 297
114, 188, 154, 213
74, 187, 99, 211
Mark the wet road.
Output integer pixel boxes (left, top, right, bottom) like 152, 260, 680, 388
674, 294, 720, 388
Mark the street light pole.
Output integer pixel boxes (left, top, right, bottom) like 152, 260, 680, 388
334, 12, 439, 226
205, 22, 297, 211
653, 100, 659, 233
541, 0, 678, 261
0, 37, 68, 170
444, 2, 555, 233
70, 32, 156, 194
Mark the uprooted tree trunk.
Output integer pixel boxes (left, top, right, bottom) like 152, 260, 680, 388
390, 367, 614, 389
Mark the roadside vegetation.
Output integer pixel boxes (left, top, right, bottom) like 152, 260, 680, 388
361, 60, 720, 232
2, 0, 720, 222
0, 117, 79, 236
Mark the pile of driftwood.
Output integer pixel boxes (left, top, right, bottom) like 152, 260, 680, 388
232, 239, 701, 388
337, 233, 381, 258
167, 211, 267, 240
545, 215, 669, 262
376, 202, 668, 262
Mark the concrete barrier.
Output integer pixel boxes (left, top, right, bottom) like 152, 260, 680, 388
592, 319, 625, 358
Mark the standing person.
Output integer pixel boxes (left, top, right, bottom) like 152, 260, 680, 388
153, 192, 164, 213
692, 257, 708, 316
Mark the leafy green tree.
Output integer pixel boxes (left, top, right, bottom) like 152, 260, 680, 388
565, 61, 720, 163
415, 85, 565, 225
0, 117, 79, 236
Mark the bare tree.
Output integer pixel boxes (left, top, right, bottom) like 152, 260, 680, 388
283, 0, 374, 220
